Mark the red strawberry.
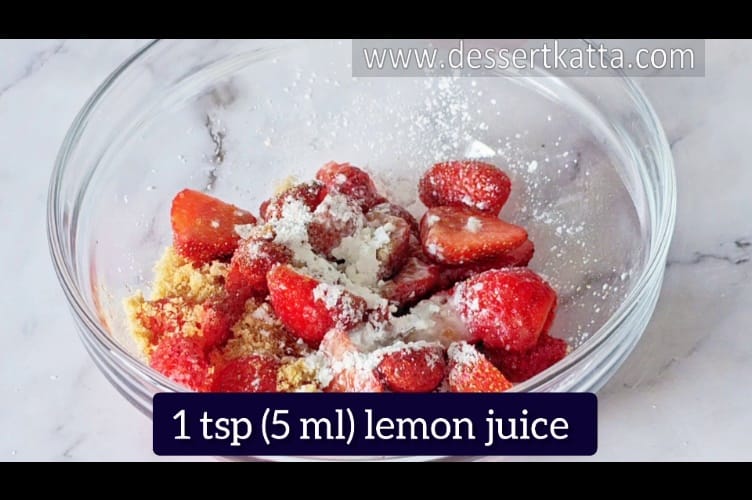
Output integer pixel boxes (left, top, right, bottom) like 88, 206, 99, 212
365, 210, 411, 281
260, 181, 327, 221
451, 268, 557, 352
381, 257, 441, 308
307, 194, 364, 257
484, 333, 568, 383
196, 292, 247, 350
316, 161, 384, 211
369, 202, 419, 234
266, 265, 367, 346
136, 298, 185, 345
438, 239, 535, 289
321, 330, 385, 392
226, 237, 293, 301
418, 160, 511, 215
171, 189, 257, 265
419, 206, 527, 265
377, 344, 446, 393
447, 342, 512, 392
150, 334, 212, 391
211, 355, 280, 392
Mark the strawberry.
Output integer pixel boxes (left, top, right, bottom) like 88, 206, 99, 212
365, 210, 411, 280
451, 268, 557, 352
438, 239, 535, 289
484, 333, 568, 383
226, 237, 293, 301
418, 160, 511, 216
266, 264, 367, 346
150, 334, 212, 391
377, 344, 446, 392
316, 161, 384, 211
368, 202, 419, 234
135, 298, 186, 345
307, 194, 364, 257
447, 341, 512, 392
321, 330, 385, 392
381, 257, 441, 308
196, 292, 247, 350
419, 206, 528, 265
211, 355, 280, 392
171, 189, 257, 265
260, 181, 327, 221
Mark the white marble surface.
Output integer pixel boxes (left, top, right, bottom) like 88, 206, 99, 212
1, 39, 750, 461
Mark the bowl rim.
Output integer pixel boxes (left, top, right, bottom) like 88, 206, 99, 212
47, 39, 677, 395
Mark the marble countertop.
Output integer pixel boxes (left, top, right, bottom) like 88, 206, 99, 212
1, 39, 749, 461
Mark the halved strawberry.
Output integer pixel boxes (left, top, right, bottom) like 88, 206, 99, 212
438, 239, 535, 289
377, 344, 446, 393
266, 264, 367, 346
150, 334, 212, 391
484, 333, 568, 383
171, 189, 257, 265
211, 354, 280, 392
368, 202, 419, 235
316, 161, 384, 211
196, 292, 247, 350
307, 194, 364, 257
366, 210, 411, 280
321, 330, 385, 392
447, 341, 512, 393
418, 160, 511, 215
451, 268, 557, 352
419, 206, 527, 265
260, 181, 327, 221
226, 237, 293, 302
381, 257, 441, 308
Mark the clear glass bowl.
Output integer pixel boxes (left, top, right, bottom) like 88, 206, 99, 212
48, 39, 676, 440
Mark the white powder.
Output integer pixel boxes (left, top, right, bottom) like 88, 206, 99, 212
210, 220, 220, 229
268, 193, 388, 311
426, 242, 444, 259
447, 341, 481, 367
234, 224, 257, 239
465, 216, 482, 233
426, 213, 440, 226
312, 282, 344, 310
332, 222, 394, 288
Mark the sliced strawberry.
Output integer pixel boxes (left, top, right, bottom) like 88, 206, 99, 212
196, 292, 247, 350
211, 354, 280, 392
419, 206, 527, 265
365, 210, 411, 280
368, 202, 419, 234
266, 264, 367, 346
316, 161, 384, 211
381, 257, 441, 308
451, 268, 557, 352
447, 341, 512, 392
307, 194, 364, 257
438, 239, 535, 289
150, 334, 212, 391
418, 160, 511, 215
171, 189, 257, 265
377, 344, 446, 393
321, 330, 385, 392
484, 333, 568, 383
260, 181, 327, 221
226, 237, 293, 301
135, 298, 186, 345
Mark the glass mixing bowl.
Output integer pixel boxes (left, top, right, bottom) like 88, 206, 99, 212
48, 39, 675, 438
